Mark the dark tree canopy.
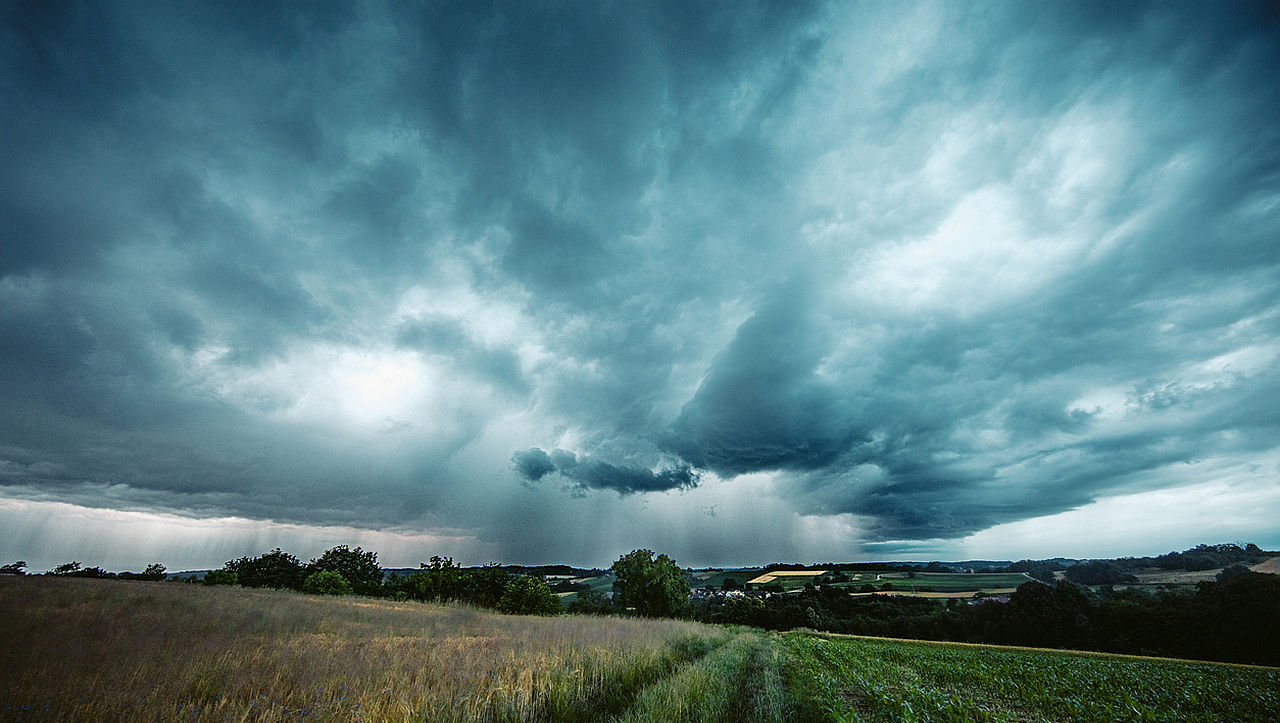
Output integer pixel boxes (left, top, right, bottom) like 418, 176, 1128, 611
611, 549, 690, 618
225, 548, 305, 590
306, 545, 382, 596
1064, 562, 1138, 586
463, 564, 513, 608
408, 556, 464, 602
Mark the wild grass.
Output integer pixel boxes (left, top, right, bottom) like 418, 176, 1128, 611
0, 577, 725, 721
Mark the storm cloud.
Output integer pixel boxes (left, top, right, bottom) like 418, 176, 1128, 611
1, 1, 1278, 569
513, 448, 699, 495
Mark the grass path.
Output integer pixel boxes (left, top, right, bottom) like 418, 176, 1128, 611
612, 631, 794, 722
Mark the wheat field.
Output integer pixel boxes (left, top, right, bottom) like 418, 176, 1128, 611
1, 576, 784, 722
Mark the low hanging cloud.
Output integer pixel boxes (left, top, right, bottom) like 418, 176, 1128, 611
512, 448, 699, 495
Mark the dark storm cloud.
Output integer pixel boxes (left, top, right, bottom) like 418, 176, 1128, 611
665, 285, 867, 475
512, 448, 698, 496
1, 1, 1278, 565
651, 0, 1280, 541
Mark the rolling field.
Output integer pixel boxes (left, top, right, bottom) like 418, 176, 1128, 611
786, 634, 1279, 722
851, 572, 1032, 592
4, 576, 1277, 722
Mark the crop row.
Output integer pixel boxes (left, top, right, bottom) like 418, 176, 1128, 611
784, 634, 1280, 722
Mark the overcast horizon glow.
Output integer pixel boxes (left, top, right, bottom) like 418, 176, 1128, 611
2, 1, 1279, 573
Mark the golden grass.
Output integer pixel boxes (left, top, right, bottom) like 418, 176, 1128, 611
0, 577, 727, 721
745, 571, 826, 585
1250, 556, 1280, 574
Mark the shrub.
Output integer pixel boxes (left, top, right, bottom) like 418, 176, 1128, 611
567, 589, 616, 615
498, 576, 561, 615
305, 546, 383, 596
303, 570, 354, 596
225, 549, 305, 590
203, 569, 239, 586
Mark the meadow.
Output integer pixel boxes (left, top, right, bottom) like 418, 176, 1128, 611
3, 576, 1277, 722
0, 577, 791, 722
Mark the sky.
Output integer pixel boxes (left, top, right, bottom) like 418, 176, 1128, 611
2, 1, 1279, 572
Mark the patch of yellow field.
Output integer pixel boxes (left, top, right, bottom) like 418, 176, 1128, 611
748, 570, 828, 585
1250, 556, 1280, 574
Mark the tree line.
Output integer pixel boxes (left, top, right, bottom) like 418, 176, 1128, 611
6, 543, 1274, 665
199, 546, 561, 616
687, 571, 1279, 665
0, 560, 168, 580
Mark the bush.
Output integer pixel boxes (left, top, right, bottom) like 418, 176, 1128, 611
567, 589, 616, 615
498, 576, 561, 615
225, 548, 305, 590
203, 569, 238, 586
303, 570, 354, 596
1216, 564, 1251, 583
305, 546, 383, 596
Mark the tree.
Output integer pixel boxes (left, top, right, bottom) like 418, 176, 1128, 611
462, 564, 512, 608
225, 548, 305, 589
1064, 562, 1137, 586
611, 549, 690, 618
47, 561, 112, 578
50, 561, 82, 576
0, 561, 26, 575
409, 556, 464, 602
303, 570, 354, 595
497, 576, 561, 615
306, 546, 383, 596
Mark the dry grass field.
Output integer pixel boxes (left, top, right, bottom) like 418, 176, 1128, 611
1250, 556, 1280, 575
0, 576, 787, 722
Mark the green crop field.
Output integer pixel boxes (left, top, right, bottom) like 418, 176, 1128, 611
3, 577, 1276, 722
555, 572, 617, 603
687, 568, 767, 589
786, 634, 1280, 722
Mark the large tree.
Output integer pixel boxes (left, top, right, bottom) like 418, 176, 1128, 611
306, 545, 383, 596
409, 556, 464, 602
611, 549, 690, 618
225, 548, 305, 590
